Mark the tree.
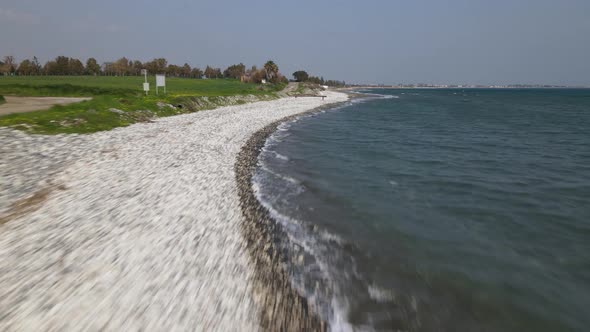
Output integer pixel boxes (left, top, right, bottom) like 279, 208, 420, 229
180, 63, 191, 77
292, 70, 309, 82
167, 64, 180, 77
3, 54, 233, 79
69, 58, 85, 75
204, 65, 222, 79
114, 57, 130, 75
223, 63, 246, 79
17, 59, 37, 75
1, 56, 16, 75
85, 58, 101, 75
146, 58, 167, 74
43, 61, 58, 75
54, 56, 70, 75
263, 60, 279, 82
31, 56, 41, 75
250, 69, 265, 84
190, 67, 203, 78
17, 59, 32, 75
204, 66, 213, 78
131, 60, 143, 75
103, 62, 116, 76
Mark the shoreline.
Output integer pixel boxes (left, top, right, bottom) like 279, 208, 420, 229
235, 99, 350, 331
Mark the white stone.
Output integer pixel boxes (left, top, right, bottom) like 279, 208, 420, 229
0, 92, 348, 331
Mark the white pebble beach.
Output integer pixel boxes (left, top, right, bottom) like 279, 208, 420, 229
0, 91, 348, 331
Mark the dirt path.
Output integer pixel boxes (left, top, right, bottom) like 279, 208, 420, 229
278, 82, 300, 96
0, 96, 91, 116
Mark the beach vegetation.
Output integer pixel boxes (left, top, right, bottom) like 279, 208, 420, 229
85, 58, 101, 75
1, 56, 16, 76
0, 54, 293, 134
3, 55, 297, 85
240, 66, 265, 84
204, 66, 223, 79
191, 67, 204, 79
144, 58, 168, 75
292, 71, 309, 82
263, 60, 279, 82
223, 63, 246, 79
69, 58, 85, 75
0, 76, 286, 134
17, 59, 41, 76
290, 67, 346, 87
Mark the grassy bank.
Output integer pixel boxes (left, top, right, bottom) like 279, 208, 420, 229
0, 76, 285, 134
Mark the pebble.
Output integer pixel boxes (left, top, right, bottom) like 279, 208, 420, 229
0, 92, 348, 331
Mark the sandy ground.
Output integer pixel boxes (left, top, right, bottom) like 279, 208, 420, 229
0, 96, 91, 116
0, 91, 348, 331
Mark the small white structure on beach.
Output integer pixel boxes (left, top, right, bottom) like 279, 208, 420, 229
141, 69, 149, 95
156, 74, 166, 95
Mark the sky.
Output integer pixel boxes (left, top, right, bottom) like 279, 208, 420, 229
1, 0, 589, 85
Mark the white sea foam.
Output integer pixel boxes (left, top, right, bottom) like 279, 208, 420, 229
257, 164, 301, 185
358, 92, 399, 100
273, 152, 289, 161
318, 229, 345, 244
330, 297, 355, 332
254, 188, 363, 332
368, 285, 396, 302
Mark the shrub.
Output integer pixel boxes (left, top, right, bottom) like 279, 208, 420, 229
251, 70, 266, 84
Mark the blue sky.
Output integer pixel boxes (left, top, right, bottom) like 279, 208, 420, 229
1, 0, 589, 85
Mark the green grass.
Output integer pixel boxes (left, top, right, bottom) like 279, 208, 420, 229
0, 76, 279, 97
296, 82, 307, 94
0, 76, 285, 134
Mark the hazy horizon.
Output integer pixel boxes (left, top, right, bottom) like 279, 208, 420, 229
1, 0, 589, 86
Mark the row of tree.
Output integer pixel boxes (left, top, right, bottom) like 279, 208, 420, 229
0, 56, 287, 83
292, 70, 345, 87
241, 61, 285, 84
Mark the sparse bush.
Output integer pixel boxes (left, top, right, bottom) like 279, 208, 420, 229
251, 70, 266, 84
223, 63, 246, 79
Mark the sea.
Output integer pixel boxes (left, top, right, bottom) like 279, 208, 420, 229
252, 88, 590, 331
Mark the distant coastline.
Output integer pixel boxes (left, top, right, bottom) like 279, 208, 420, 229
340, 84, 590, 90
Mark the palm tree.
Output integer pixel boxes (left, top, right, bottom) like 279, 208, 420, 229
263, 60, 279, 81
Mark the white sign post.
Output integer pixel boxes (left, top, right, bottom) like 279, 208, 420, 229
156, 74, 166, 95
141, 69, 149, 95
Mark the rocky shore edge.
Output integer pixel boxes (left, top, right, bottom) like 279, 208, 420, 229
234, 100, 350, 331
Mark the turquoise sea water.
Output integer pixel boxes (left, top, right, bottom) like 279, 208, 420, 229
253, 89, 590, 331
